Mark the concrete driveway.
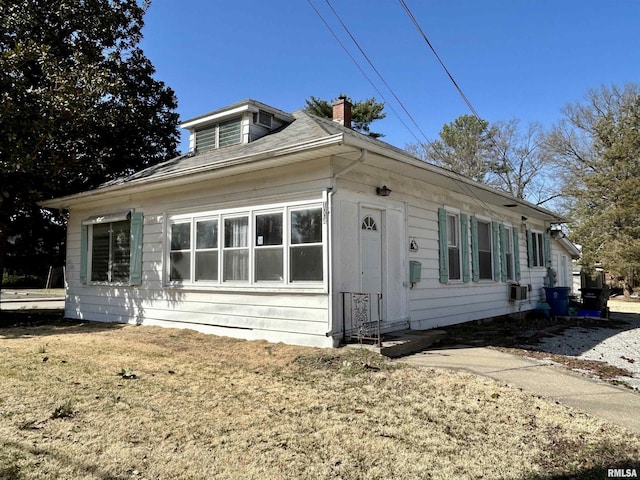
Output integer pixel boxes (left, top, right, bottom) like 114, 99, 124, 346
0, 289, 65, 311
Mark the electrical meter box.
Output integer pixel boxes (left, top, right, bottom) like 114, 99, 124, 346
409, 261, 422, 283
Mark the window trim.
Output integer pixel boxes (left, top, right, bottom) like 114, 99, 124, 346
438, 207, 469, 284
528, 230, 546, 268
81, 211, 143, 286
165, 200, 326, 291
447, 212, 462, 281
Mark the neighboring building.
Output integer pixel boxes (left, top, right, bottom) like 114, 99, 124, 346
42, 99, 580, 347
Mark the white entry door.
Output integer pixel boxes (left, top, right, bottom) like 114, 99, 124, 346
361, 208, 383, 323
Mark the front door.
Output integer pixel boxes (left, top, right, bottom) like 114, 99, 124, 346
360, 208, 383, 323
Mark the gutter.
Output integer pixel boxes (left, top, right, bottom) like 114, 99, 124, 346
340, 135, 567, 224
40, 134, 346, 209
332, 148, 368, 179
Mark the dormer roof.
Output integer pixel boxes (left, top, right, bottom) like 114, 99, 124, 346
179, 99, 294, 130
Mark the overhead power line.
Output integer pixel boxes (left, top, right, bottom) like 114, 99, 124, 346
305, 0, 423, 146
398, 0, 518, 180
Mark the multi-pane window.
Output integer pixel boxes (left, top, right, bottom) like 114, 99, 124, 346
447, 214, 461, 281
290, 208, 323, 282
477, 220, 493, 280
255, 212, 283, 281
504, 226, 514, 281
91, 221, 131, 282
195, 118, 242, 152
196, 219, 218, 281
223, 217, 249, 282
531, 231, 545, 267
169, 222, 191, 281
167, 203, 324, 286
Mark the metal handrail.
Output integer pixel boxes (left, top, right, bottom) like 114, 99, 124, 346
341, 291, 382, 347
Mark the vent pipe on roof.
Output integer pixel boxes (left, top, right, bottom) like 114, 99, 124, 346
332, 96, 352, 129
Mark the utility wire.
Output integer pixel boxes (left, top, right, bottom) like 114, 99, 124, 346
398, 0, 517, 178
322, 0, 432, 147
308, 0, 522, 218
305, 0, 424, 147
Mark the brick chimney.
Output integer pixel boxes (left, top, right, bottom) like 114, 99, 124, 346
332, 96, 352, 129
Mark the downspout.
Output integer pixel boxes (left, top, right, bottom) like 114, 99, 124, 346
326, 148, 367, 343
325, 187, 336, 344
332, 149, 368, 180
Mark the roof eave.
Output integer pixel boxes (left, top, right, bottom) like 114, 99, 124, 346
39, 133, 345, 210
341, 135, 567, 224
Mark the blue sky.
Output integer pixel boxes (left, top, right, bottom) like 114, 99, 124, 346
140, 1, 639, 153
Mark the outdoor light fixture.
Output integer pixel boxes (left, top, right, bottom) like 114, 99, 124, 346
376, 185, 391, 197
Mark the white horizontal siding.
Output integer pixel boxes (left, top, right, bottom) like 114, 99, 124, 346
63, 161, 334, 348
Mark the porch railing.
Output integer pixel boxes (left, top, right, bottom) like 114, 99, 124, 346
341, 291, 383, 347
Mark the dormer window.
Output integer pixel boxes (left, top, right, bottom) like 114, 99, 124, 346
195, 118, 242, 152
255, 110, 273, 128
181, 100, 296, 154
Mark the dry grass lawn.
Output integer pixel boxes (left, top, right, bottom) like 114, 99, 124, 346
1, 315, 639, 480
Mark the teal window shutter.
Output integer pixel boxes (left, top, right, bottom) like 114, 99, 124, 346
129, 212, 144, 285
470, 216, 479, 282
80, 224, 88, 284
437, 208, 449, 283
544, 231, 552, 268
460, 213, 470, 283
526, 229, 533, 268
499, 224, 507, 282
491, 221, 501, 281
513, 228, 521, 281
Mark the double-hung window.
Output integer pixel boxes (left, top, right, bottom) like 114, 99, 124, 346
438, 208, 469, 283
166, 203, 324, 287
477, 220, 493, 280
196, 219, 219, 281
447, 214, 461, 281
255, 212, 283, 281
223, 216, 249, 282
290, 207, 323, 282
528, 231, 546, 267
91, 221, 130, 282
504, 226, 514, 281
81, 210, 143, 285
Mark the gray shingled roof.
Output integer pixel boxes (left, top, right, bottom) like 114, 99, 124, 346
102, 109, 416, 188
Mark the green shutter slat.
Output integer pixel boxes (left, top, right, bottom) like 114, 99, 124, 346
492, 221, 500, 282
526, 229, 533, 268
460, 213, 470, 283
499, 224, 507, 282
544, 231, 552, 269
129, 212, 144, 285
513, 228, 521, 281
471, 216, 479, 282
80, 224, 88, 284
437, 208, 449, 283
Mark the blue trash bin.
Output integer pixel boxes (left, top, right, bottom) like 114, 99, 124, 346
544, 287, 571, 316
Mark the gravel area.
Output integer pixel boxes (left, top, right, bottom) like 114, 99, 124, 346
526, 299, 640, 390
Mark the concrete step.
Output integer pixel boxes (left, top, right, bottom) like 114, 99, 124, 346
344, 329, 447, 358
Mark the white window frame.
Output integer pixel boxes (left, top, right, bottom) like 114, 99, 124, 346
504, 225, 514, 281
476, 217, 493, 281
165, 200, 326, 290
531, 231, 545, 267
87, 220, 131, 284
447, 212, 462, 281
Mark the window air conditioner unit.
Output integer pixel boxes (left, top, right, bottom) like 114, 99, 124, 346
509, 285, 528, 301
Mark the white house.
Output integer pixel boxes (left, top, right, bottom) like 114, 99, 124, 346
42, 98, 580, 348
